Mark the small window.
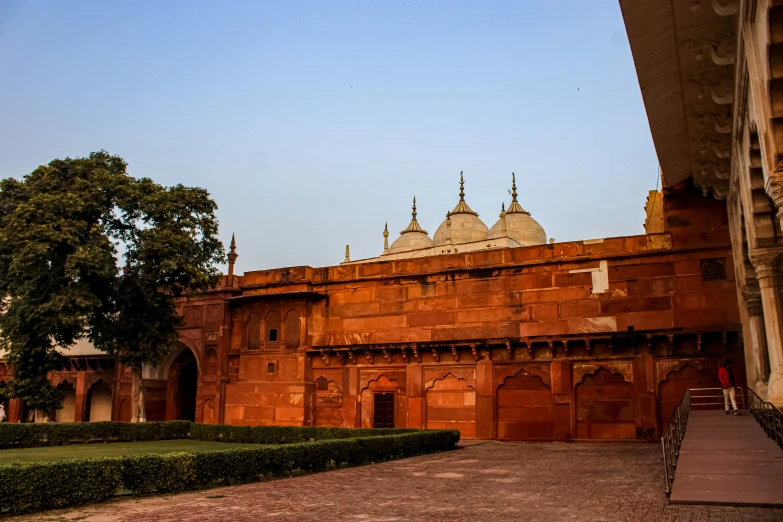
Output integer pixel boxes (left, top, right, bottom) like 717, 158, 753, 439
268, 329, 278, 342
267, 363, 275, 373
316, 377, 328, 391
701, 258, 726, 282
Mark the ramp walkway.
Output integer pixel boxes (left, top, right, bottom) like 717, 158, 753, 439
668, 398, 783, 506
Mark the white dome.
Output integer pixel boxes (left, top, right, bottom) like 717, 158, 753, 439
487, 173, 546, 246
488, 211, 546, 245
432, 172, 489, 246
386, 197, 434, 254
433, 212, 489, 245
389, 231, 434, 253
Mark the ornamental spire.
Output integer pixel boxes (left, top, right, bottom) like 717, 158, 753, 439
383, 222, 389, 254
227, 233, 238, 284
450, 171, 479, 216
401, 196, 428, 234
506, 172, 529, 215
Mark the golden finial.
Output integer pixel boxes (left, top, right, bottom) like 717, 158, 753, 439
450, 172, 478, 216
445, 211, 453, 243
383, 223, 389, 254
506, 172, 529, 215
400, 196, 428, 234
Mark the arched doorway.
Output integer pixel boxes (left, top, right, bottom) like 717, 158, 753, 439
85, 380, 112, 422
168, 349, 198, 421
55, 381, 76, 422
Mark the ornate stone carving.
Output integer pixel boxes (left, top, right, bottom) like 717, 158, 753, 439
687, 107, 732, 134
694, 159, 730, 180
710, 0, 739, 16
688, 74, 734, 104
683, 32, 736, 66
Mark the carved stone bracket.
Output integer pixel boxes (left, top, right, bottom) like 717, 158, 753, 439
470, 344, 479, 361
335, 351, 346, 365
412, 345, 421, 363
320, 349, 330, 365
382, 348, 391, 363
451, 345, 460, 362
400, 346, 409, 363
365, 350, 374, 364
431, 347, 440, 363
683, 32, 736, 65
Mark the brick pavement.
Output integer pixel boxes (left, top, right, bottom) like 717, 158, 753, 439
19, 442, 783, 522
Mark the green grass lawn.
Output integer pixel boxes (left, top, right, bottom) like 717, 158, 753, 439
0, 440, 262, 465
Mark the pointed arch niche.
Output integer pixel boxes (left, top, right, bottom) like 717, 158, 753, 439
658, 362, 720, 428
359, 374, 406, 429
496, 370, 554, 440
574, 367, 636, 439
425, 373, 476, 438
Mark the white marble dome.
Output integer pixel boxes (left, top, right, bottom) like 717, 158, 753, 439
433, 211, 489, 245
432, 173, 489, 246
387, 197, 434, 254
488, 173, 546, 245
488, 210, 546, 245
389, 230, 434, 253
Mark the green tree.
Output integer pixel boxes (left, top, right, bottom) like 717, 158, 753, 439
0, 152, 225, 420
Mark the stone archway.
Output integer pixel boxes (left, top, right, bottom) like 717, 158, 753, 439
85, 379, 112, 422
55, 381, 76, 422
425, 373, 476, 439
574, 367, 636, 439
496, 370, 554, 440
167, 348, 199, 421
658, 363, 720, 428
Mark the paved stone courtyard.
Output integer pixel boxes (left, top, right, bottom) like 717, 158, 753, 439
21, 442, 783, 522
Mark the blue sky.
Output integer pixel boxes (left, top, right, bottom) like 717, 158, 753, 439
0, 1, 658, 273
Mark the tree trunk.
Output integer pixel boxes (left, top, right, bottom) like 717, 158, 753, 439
130, 367, 147, 422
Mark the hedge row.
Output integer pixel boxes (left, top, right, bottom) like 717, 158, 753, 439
190, 423, 417, 444
0, 421, 424, 449
0, 421, 192, 449
0, 430, 460, 514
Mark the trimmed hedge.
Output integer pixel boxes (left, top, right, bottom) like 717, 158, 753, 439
0, 430, 460, 514
0, 421, 192, 449
190, 423, 417, 444
0, 421, 425, 449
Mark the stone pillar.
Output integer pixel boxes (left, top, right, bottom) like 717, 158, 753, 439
751, 255, 783, 406
405, 362, 424, 429
550, 359, 572, 440
475, 356, 495, 439
74, 371, 88, 422
741, 284, 770, 394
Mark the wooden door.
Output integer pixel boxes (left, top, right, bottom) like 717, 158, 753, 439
373, 392, 395, 428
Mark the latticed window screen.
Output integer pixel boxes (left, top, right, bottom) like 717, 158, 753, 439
285, 310, 301, 349
246, 313, 261, 350
701, 258, 726, 282
266, 311, 282, 346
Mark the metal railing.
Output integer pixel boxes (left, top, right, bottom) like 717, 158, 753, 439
661, 388, 690, 495
688, 386, 745, 410
747, 387, 783, 450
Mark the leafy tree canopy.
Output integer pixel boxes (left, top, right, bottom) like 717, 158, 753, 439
0, 151, 225, 410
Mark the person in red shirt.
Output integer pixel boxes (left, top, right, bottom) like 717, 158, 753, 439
718, 360, 739, 415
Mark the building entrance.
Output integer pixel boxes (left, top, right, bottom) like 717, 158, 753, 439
373, 392, 395, 428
